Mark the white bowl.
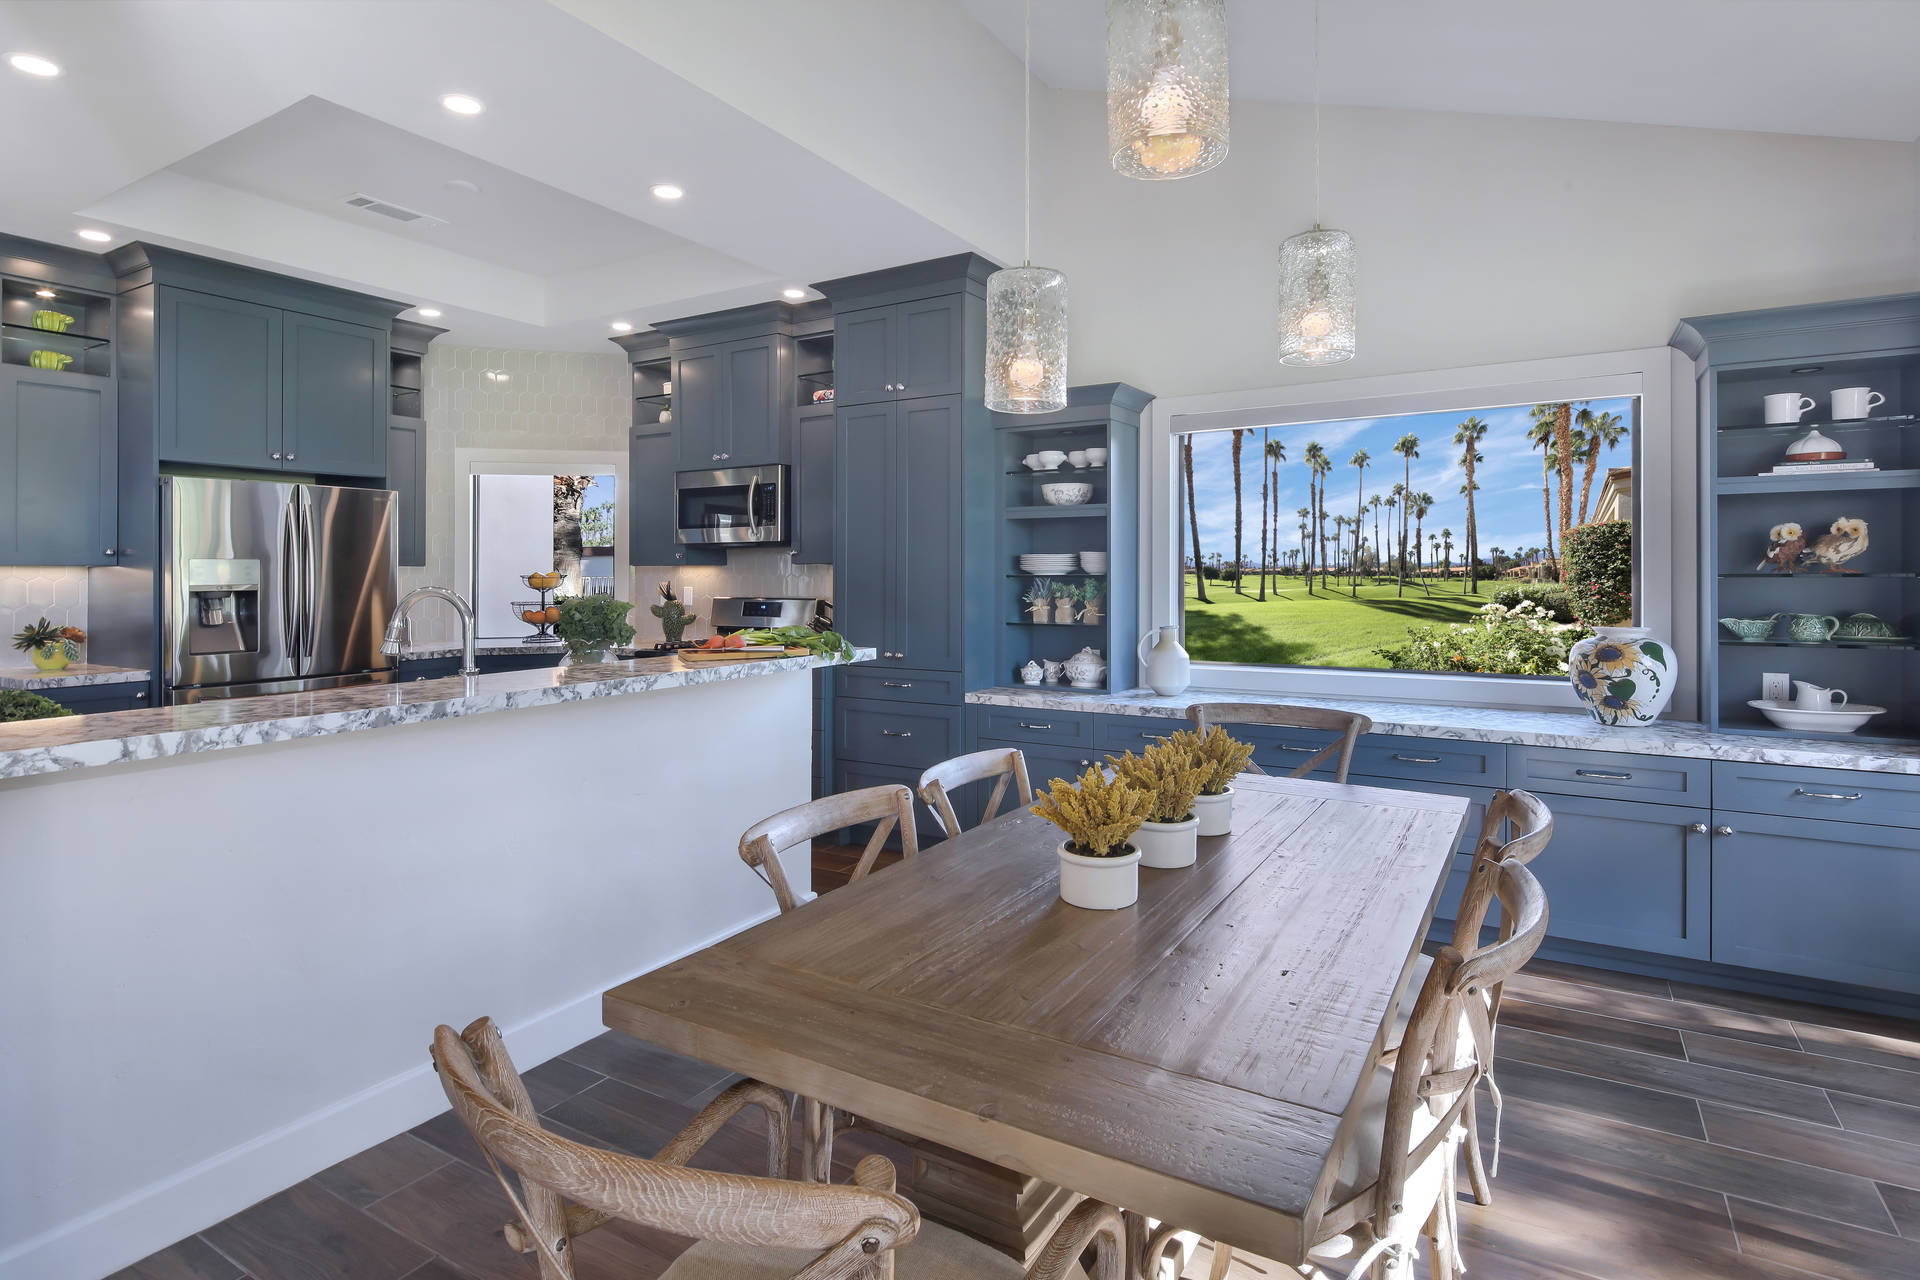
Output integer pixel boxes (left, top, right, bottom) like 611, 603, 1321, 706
1078, 552, 1108, 573
1085, 448, 1108, 468
1041, 483, 1093, 506
1747, 699, 1886, 734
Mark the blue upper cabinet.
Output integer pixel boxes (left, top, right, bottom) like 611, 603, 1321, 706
723, 335, 782, 466
833, 306, 894, 406
282, 311, 386, 477
0, 366, 117, 565
790, 406, 835, 565
157, 288, 284, 470
832, 297, 965, 405
671, 345, 724, 470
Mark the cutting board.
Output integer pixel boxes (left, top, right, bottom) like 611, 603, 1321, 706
676, 645, 809, 663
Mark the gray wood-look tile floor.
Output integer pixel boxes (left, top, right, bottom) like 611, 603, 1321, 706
113, 890, 1920, 1280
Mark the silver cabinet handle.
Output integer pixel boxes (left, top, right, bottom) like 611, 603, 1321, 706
1576, 769, 1633, 781
1140, 731, 1164, 739
897, 384, 906, 391
1078, 759, 1092, 768
286, 452, 295, 461
1714, 825, 1734, 837
885, 382, 896, 391
271, 452, 282, 460
1793, 787, 1863, 801
1689, 823, 1707, 834
880, 728, 912, 738
1392, 754, 1443, 765
133, 690, 147, 700
882, 680, 912, 688
1278, 744, 1317, 753
103, 547, 114, 557
1019, 722, 1053, 730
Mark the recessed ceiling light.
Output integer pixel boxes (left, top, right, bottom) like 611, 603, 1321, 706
782, 288, 807, 300
610, 321, 633, 332
8, 53, 61, 77
33, 288, 55, 299
416, 308, 442, 318
76, 228, 111, 243
650, 183, 685, 201
440, 93, 484, 116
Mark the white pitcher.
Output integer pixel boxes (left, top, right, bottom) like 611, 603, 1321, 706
1138, 626, 1191, 696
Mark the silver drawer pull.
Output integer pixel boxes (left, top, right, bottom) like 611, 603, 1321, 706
1689, 823, 1708, 834
882, 680, 913, 688
881, 729, 912, 738
1392, 754, 1442, 765
1019, 722, 1053, 730
1575, 769, 1633, 781
1793, 787, 1863, 802
1278, 744, 1317, 753
1139, 731, 1165, 739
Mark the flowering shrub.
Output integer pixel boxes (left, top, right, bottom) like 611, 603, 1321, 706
1562, 520, 1633, 626
1374, 600, 1590, 676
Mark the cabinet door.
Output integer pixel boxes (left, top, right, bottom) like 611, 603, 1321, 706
388, 416, 426, 566
672, 347, 725, 470
895, 297, 964, 400
1529, 793, 1712, 959
894, 398, 962, 672
1713, 815, 1920, 993
835, 403, 895, 658
832, 306, 895, 406
157, 287, 283, 469
283, 312, 386, 476
790, 407, 835, 564
722, 336, 781, 466
629, 427, 723, 567
0, 368, 116, 566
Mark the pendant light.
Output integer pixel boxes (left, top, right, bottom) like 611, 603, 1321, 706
1108, 0, 1229, 180
1278, 0, 1356, 366
986, 0, 1068, 414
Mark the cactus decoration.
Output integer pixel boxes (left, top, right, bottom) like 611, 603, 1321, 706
650, 580, 696, 645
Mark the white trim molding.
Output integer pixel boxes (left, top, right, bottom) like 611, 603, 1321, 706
1140, 348, 1695, 716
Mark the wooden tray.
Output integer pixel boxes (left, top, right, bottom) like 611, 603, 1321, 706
677, 646, 809, 663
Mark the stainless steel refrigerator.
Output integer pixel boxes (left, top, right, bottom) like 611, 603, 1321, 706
162, 476, 398, 704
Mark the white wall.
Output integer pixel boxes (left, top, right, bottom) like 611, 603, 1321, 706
1036, 93, 1920, 397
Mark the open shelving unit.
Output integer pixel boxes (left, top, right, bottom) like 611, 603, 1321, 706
632, 348, 672, 428
1677, 296, 1920, 745
991, 384, 1149, 693
1, 277, 112, 378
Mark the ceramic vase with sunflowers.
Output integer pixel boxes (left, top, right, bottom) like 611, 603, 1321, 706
1568, 627, 1675, 726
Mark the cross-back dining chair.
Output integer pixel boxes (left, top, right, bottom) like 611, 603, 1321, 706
738, 784, 919, 914
1183, 702, 1373, 783
431, 1015, 1127, 1280
916, 748, 1034, 841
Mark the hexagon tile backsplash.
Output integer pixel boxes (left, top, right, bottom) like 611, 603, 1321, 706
0, 568, 87, 648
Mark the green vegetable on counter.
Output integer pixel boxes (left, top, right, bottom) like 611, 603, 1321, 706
739, 626, 855, 662
0, 690, 75, 722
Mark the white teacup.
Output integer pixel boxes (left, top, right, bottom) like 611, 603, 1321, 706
1068, 450, 1089, 467
1792, 680, 1849, 711
1022, 453, 1040, 470
1763, 392, 1815, 424
1032, 450, 1067, 470
1831, 387, 1885, 420
1085, 448, 1108, 467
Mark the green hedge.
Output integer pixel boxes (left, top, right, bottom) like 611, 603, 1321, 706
1562, 520, 1633, 626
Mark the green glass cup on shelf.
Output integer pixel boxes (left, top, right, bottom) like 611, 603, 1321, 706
29, 309, 74, 332
27, 349, 73, 372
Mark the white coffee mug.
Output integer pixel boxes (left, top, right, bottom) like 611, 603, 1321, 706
1791, 680, 1848, 711
1831, 387, 1885, 420
1763, 392, 1815, 424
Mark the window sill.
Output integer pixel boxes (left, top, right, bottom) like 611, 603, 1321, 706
1186, 660, 1660, 716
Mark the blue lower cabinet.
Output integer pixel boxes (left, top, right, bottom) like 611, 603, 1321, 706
1712, 760, 1920, 830
398, 653, 563, 681
1711, 814, 1920, 993
1526, 792, 1712, 960
1352, 738, 1505, 789
836, 666, 966, 704
832, 759, 950, 848
38, 684, 148, 714
974, 706, 1094, 750
1509, 745, 1710, 808
835, 697, 961, 771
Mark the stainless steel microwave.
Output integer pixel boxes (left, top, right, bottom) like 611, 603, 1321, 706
675, 464, 789, 545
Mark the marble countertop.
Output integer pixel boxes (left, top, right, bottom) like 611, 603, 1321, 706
399, 640, 570, 660
0, 648, 873, 782
967, 685, 1920, 775
0, 663, 150, 690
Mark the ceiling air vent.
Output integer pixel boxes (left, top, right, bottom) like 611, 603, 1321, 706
343, 193, 445, 229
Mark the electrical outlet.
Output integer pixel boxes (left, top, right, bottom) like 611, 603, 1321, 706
1762, 671, 1791, 702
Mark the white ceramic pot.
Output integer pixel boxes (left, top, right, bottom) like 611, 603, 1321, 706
1136, 816, 1199, 868
1193, 787, 1234, 837
1057, 842, 1141, 910
1138, 626, 1191, 696
1568, 626, 1676, 727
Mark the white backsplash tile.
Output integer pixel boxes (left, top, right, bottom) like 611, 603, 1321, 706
631, 552, 834, 642
0, 568, 88, 652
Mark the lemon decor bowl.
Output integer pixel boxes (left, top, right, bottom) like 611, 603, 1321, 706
30, 309, 74, 333
27, 350, 73, 372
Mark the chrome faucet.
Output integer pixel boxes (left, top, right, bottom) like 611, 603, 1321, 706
381, 586, 480, 676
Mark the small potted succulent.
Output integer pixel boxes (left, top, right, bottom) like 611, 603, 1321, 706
1030, 764, 1153, 910
551, 595, 636, 664
1107, 740, 1210, 868
1052, 581, 1078, 625
1079, 581, 1104, 627
1024, 578, 1053, 624
12, 617, 85, 672
1175, 726, 1256, 836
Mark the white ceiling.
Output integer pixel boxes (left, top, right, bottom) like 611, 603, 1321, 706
958, 0, 1920, 143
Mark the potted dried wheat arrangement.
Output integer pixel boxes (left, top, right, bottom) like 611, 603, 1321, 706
1107, 739, 1211, 868
1030, 765, 1153, 910
1174, 726, 1256, 836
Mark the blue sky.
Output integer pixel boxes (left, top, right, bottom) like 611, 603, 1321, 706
1182, 398, 1635, 567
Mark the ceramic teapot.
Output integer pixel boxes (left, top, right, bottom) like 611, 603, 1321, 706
1063, 646, 1107, 689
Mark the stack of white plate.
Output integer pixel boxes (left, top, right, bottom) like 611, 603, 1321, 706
1746, 699, 1885, 734
1079, 551, 1108, 574
1018, 554, 1080, 574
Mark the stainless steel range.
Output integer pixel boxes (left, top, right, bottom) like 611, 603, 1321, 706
709, 596, 819, 635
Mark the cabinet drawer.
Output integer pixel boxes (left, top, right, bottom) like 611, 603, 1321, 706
835, 697, 961, 769
1509, 746, 1710, 805
978, 739, 1105, 790
1093, 713, 1187, 752
1351, 738, 1505, 788
40, 684, 148, 714
836, 666, 964, 704
1712, 761, 1920, 830
975, 707, 1094, 748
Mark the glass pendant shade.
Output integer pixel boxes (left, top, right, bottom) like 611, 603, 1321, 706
1107, 0, 1228, 180
1278, 226, 1357, 365
985, 266, 1069, 413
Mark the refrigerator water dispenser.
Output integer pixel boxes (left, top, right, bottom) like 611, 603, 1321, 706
186, 558, 260, 656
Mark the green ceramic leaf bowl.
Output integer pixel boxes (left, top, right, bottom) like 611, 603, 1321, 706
27, 349, 72, 372
29, 309, 74, 332
1718, 614, 1780, 642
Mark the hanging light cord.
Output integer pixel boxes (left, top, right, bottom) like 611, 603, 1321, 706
1023, 0, 1032, 266
1312, 0, 1322, 227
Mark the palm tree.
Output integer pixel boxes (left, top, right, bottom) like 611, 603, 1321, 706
1575, 407, 1627, 526
1383, 491, 1398, 578
1525, 408, 1559, 570
1296, 508, 1311, 592
1439, 528, 1453, 584
1430, 532, 1442, 581
1388, 480, 1406, 574
1453, 415, 1490, 593
1265, 437, 1287, 594
1184, 436, 1210, 604
1368, 493, 1383, 580
1302, 442, 1327, 590
1530, 401, 1586, 550
1348, 449, 1370, 597
1411, 491, 1433, 592
1391, 433, 1420, 595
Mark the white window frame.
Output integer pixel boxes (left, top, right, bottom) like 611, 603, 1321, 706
454, 447, 630, 628
1138, 348, 1694, 715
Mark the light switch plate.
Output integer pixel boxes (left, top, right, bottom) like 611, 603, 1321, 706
1762, 671, 1790, 702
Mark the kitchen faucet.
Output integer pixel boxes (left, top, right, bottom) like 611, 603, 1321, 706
380, 586, 480, 676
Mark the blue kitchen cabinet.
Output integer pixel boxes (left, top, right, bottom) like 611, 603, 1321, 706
282, 311, 386, 476
670, 345, 723, 471
833, 401, 896, 662
790, 406, 835, 565
833, 758, 950, 847
0, 365, 117, 565
628, 426, 723, 567
156, 287, 284, 470
669, 335, 787, 470
829, 296, 965, 406
387, 415, 426, 566
37, 683, 148, 714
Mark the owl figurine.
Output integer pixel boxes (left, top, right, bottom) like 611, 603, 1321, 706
1756, 522, 1806, 573
1802, 516, 1869, 573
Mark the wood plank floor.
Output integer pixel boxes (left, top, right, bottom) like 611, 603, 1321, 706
115, 856, 1920, 1280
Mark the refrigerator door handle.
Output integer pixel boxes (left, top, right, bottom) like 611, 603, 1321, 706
298, 487, 319, 676
280, 495, 302, 669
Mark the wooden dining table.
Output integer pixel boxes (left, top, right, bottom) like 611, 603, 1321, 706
603, 771, 1470, 1270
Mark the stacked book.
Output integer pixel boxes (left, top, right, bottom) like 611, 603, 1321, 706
1767, 458, 1878, 475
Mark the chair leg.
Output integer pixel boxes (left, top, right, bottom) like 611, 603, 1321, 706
1206, 1241, 1234, 1279
1463, 1090, 1493, 1206
801, 1097, 835, 1184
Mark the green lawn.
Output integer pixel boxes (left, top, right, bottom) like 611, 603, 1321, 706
1182, 573, 1491, 668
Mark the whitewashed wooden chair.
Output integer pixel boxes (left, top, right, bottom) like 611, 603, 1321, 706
1184, 702, 1373, 783
916, 748, 1034, 840
432, 1015, 1126, 1279
738, 784, 919, 914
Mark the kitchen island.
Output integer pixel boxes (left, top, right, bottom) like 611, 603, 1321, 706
0, 649, 869, 1280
